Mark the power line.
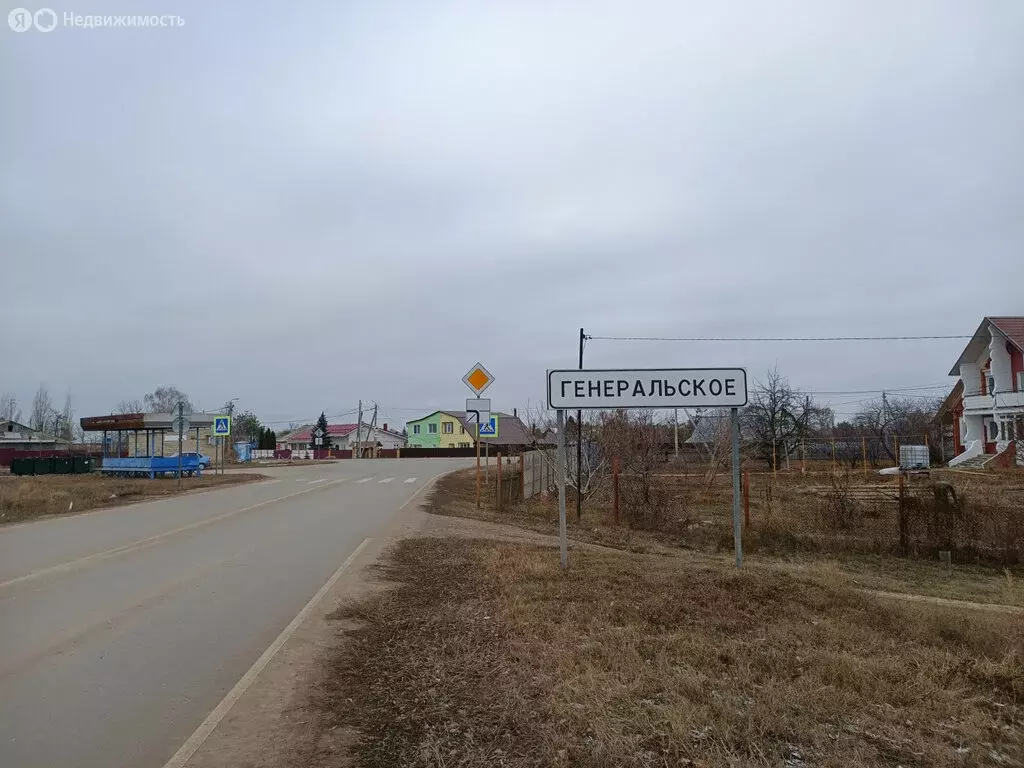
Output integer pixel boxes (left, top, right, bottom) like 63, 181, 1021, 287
589, 334, 971, 342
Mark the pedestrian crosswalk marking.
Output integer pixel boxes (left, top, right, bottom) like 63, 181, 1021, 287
403, 477, 417, 483
378, 477, 394, 484
355, 477, 373, 484
307, 478, 326, 484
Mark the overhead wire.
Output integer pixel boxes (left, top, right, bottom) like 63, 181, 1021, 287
588, 334, 972, 342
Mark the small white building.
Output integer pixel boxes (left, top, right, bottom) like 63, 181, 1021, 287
0, 420, 66, 451
278, 422, 406, 453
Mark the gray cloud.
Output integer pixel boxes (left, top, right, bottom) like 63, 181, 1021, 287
2, 0, 1022, 427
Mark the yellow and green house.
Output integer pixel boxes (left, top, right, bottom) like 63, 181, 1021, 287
405, 411, 475, 449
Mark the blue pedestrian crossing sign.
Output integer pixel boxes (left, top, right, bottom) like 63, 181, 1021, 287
477, 415, 498, 438
213, 416, 232, 436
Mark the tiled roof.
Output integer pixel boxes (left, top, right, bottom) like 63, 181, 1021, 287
444, 411, 554, 446
283, 423, 359, 442
989, 317, 1024, 352
949, 316, 1024, 375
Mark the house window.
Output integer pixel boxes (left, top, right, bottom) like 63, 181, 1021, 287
1005, 420, 1016, 442
988, 376, 996, 395
987, 421, 999, 441
458, 442, 470, 448
413, 424, 420, 435
442, 422, 453, 434
460, 426, 465, 434
428, 423, 438, 434
1017, 371, 1024, 392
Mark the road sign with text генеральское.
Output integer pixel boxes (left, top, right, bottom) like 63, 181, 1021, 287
213, 416, 232, 436
547, 368, 748, 410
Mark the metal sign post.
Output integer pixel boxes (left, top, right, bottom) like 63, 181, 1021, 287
556, 409, 568, 569
548, 366, 748, 569
731, 406, 742, 568
463, 365, 495, 512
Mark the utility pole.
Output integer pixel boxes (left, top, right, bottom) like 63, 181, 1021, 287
577, 327, 584, 522
367, 403, 378, 457
355, 400, 362, 459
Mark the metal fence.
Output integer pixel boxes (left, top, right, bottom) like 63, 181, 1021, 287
522, 449, 556, 499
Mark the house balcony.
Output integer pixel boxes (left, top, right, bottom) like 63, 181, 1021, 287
994, 391, 1024, 411
963, 394, 994, 413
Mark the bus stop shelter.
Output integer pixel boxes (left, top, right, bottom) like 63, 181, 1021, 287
79, 412, 218, 478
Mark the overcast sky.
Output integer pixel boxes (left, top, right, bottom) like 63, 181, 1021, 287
2, 0, 1022, 429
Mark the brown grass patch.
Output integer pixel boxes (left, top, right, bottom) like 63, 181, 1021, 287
429, 469, 1024, 609
0, 472, 265, 524
316, 537, 1023, 767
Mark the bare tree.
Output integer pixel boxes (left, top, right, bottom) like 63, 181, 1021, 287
0, 392, 20, 423
854, 397, 940, 463
59, 392, 75, 442
144, 386, 193, 413
522, 399, 556, 440
685, 408, 733, 488
117, 399, 145, 414
743, 367, 813, 470
30, 384, 53, 433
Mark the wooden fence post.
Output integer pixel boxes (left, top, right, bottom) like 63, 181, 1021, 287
520, 452, 525, 499
831, 438, 837, 472
897, 473, 908, 555
862, 437, 867, 476
612, 456, 620, 524
496, 452, 502, 511
742, 469, 750, 528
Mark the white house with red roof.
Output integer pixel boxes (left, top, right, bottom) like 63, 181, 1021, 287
945, 316, 1024, 468
278, 422, 406, 452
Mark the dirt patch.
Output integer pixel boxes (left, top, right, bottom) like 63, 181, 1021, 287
313, 535, 1023, 768
0, 472, 266, 525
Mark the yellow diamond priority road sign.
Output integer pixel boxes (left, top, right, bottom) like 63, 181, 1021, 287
462, 362, 494, 395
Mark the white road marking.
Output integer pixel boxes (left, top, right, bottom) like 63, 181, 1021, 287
378, 477, 394, 484
403, 477, 418, 483
259, 479, 281, 485
355, 477, 373, 484
307, 479, 326, 484
292, 478, 307, 482
0, 478, 350, 592
161, 538, 373, 768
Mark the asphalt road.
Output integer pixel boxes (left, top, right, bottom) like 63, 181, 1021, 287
0, 458, 469, 768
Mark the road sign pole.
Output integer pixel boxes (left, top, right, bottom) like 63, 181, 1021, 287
485, 440, 489, 484
557, 409, 568, 569
177, 402, 184, 490
475, 422, 481, 510
731, 406, 742, 569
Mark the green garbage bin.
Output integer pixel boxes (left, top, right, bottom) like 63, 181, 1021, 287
73, 457, 94, 474
53, 457, 74, 475
33, 458, 54, 475
11, 458, 33, 476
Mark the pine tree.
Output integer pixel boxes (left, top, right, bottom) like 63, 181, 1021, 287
315, 412, 332, 450
268, 429, 277, 450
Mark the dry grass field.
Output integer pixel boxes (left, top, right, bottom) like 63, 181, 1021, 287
315, 536, 1023, 767
0, 472, 265, 524
428, 468, 1024, 608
